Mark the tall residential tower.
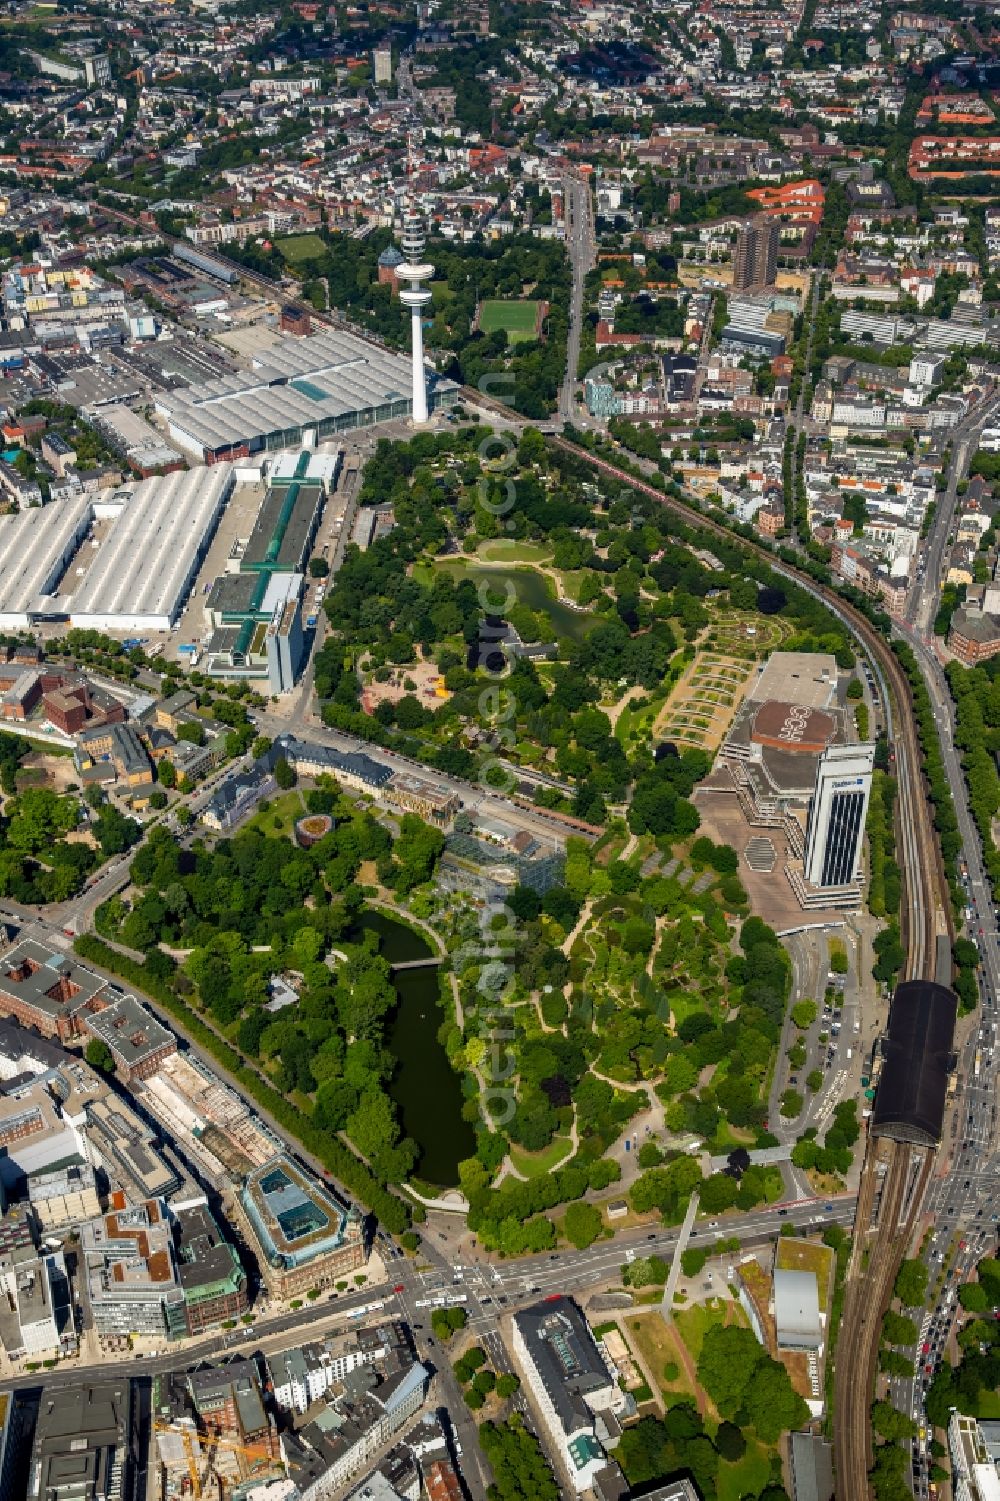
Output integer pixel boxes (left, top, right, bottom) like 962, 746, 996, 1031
732, 215, 779, 291
397, 205, 434, 424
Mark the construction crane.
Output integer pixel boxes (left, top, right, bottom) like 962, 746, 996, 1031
153, 1423, 278, 1499
153, 1421, 201, 1499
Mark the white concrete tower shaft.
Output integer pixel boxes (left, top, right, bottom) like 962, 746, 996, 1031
397, 204, 434, 425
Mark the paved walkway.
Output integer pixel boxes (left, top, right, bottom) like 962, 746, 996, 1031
661, 1192, 700, 1323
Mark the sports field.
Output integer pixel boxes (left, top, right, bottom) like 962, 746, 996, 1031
478, 299, 540, 343
276, 233, 327, 264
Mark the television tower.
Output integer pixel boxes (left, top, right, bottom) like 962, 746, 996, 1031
397, 138, 433, 424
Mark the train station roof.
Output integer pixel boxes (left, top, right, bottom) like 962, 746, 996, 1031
872, 979, 957, 1146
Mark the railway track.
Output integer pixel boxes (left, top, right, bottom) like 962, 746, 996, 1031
512, 431, 951, 1499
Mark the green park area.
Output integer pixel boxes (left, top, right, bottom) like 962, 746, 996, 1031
244, 789, 307, 837
294, 425, 863, 1249
611, 1296, 805, 1501
76, 420, 867, 1286
478, 297, 541, 343
0, 731, 141, 904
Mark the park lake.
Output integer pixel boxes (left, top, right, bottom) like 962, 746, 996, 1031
430, 560, 595, 642
349, 909, 475, 1188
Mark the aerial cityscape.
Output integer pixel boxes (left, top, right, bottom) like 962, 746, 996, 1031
3, 1, 1000, 1499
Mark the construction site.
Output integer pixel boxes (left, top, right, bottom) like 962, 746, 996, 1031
153, 1360, 284, 1501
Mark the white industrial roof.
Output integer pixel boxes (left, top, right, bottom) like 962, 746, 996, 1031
773, 1267, 823, 1343
155, 327, 442, 455
70, 466, 234, 627
0, 494, 91, 621
261, 571, 303, 613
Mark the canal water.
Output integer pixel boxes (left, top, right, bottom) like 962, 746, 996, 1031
349, 909, 475, 1187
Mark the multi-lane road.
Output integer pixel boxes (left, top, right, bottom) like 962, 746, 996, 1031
558, 172, 596, 424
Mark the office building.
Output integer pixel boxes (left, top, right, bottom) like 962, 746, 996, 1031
200, 758, 278, 831
803, 743, 875, 890
29, 1163, 101, 1230
237, 1155, 366, 1299
732, 216, 779, 291
27, 1381, 133, 1501
85, 1093, 181, 1202
203, 458, 316, 690
81, 1193, 187, 1344
83, 991, 176, 1081
74, 720, 154, 804
174, 1202, 248, 1335
511, 1297, 631, 1493
0, 1250, 73, 1360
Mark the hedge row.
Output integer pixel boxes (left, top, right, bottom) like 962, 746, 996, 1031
74, 934, 410, 1233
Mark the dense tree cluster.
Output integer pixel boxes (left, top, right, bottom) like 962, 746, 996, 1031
618, 1399, 792, 1501
0, 784, 140, 904
697, 1325, 809, 1442
461, 1155, 620, 1256
479, 1418, 561, 1501
97, 808, 451, 1188
791, 1100, 860, 1177
925, 1258, 1000, 1428
316, 429, 849, 830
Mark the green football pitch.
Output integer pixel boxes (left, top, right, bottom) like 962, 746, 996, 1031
478, 299, 540, 343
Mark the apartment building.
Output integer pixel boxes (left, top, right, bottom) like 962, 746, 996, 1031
732, 216, 778, 290
285, 1360, 430, 1499
269, 1327, 396, 1413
